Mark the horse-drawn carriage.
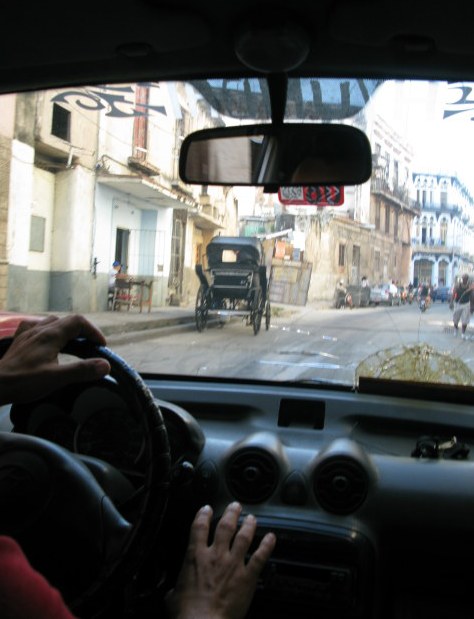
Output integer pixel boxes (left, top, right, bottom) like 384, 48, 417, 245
194, 236, 271, 335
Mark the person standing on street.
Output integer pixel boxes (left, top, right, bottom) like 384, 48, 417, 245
452, 274, 474, 339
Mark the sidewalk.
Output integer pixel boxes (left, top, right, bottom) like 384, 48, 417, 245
64, 300, 321, 346
59, 305, 197, 345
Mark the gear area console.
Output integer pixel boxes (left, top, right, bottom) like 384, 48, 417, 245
246, 518, 375, 619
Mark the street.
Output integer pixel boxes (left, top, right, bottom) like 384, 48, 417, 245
111, 301, 472, 386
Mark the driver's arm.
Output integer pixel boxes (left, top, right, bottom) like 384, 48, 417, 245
0, 536, 77, 619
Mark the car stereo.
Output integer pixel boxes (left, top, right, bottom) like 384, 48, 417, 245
246, 518, 375, 618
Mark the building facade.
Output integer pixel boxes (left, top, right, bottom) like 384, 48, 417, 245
410, 173, 474, 287
0, 82, 238, 313
305, 114, 419, 304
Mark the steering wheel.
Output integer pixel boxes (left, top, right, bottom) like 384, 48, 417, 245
0, 337, 170, 617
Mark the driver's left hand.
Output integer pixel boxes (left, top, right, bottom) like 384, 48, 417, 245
0, 314, 110, 405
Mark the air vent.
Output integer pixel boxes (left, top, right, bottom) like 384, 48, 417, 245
226, 448, 279, 503
313, 457, 369, 514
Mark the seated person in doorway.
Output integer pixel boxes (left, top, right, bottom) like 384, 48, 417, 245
108, 260, 123, 309
108, 260, 122, 295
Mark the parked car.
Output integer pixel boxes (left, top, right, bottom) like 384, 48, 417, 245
370, 283, 401, 306
431, 286, 451, 302
3, 3, 474, 619
0, 311, 42, 338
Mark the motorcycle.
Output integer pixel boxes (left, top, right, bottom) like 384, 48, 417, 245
419, 295, 431, 312
334, 286, 353, 309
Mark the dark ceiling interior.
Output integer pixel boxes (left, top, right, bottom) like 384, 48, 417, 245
3, 0, 474, 93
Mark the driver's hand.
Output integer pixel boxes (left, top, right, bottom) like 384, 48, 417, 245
166, 502, 276, 619
0, 314, 110, 405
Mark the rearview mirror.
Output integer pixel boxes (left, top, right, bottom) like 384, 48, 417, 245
179, 123, 372, 186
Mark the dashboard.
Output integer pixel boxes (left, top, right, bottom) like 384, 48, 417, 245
4, 375, 474, 618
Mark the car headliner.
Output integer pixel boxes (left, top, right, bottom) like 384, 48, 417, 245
3, 0, 474, 95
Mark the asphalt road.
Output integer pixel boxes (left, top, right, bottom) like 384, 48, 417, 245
111, 301, 470, 385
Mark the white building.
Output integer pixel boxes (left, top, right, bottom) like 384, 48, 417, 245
0, 82, 238, 312
410, 173, 474, 287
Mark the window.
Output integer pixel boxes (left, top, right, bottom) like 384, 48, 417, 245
440, 220, 448, 245
440, 191, 447, 207
384, 151, 390, 179
51, 103, 70, 141
375, 201, 381, 230
115, 228, 130, 271
352, 244, 360, 282
385, 206, 390, 234
393, 160, 399, 187
374, 250, 380, 272
352, 245, 360, 267
29, 216, 46, 252
421, 220, 427, 243
132, 85, 149, 161
338, 244, 345, 267
393, 211, 398, 240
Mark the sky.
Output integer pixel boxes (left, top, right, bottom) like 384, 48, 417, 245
373, 80, 474, 195
220, 79, 474, 216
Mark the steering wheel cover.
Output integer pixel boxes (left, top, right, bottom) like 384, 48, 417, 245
0, 337, 171, 616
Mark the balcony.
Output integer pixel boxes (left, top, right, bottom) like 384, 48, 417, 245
413, 201, 470, 221
371, 177, 419, 214
411, 239, 460, 255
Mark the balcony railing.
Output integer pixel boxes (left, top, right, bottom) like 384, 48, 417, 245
412, 201, 471, 221
411, 240, 461, 254
371, 177, 419, 213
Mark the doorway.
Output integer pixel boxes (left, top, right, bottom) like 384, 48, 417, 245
115, 228, 130, 273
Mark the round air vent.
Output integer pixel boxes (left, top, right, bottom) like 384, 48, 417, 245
226, 448, 279, 503
313, 456, 369, 514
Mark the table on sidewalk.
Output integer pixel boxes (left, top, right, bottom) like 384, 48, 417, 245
111, 276, 153, 313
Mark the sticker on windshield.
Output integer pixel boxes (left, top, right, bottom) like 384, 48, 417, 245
278, 186, 344, 206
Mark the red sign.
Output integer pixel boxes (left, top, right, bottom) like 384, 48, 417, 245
278, 185, 344, 206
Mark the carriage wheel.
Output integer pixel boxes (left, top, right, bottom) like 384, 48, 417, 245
251, 290, 263, 335
265, 301, 271, 330
195, 284, 209, 332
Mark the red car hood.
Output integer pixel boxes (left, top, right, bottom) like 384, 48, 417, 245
0, 312, 41, 339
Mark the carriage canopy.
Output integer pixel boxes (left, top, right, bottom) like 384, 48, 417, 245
206, 236, 264, 269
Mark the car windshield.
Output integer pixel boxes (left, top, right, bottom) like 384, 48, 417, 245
2, 77, 473, 388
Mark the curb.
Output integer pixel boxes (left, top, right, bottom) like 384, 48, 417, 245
104, 314, 223, 345
100, 314, 195, 337
106, 318, 197, 345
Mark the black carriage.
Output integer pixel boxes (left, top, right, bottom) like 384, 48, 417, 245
194, 236, 271, 334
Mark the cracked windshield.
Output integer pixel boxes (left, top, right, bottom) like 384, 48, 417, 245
2, 78, 474, 387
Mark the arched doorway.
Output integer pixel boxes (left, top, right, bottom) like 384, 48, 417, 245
438, 260, 449, 286
414, 258, 433, 286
